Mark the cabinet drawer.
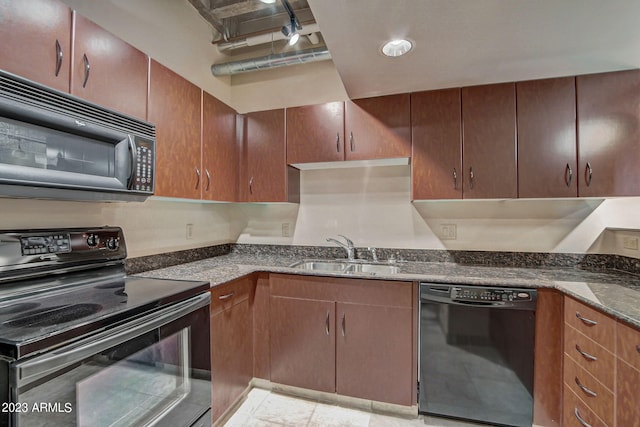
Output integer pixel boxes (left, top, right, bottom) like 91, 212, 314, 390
564, 324, 614, 390
616, 320, 640, 370
210, 278, 252, 315
563, 354, 613, 426
564, 297, 615, 349
563, 385, 608, 427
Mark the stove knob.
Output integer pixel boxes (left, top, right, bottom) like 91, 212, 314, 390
87, 234, 99, 247
106, 238, 119, 251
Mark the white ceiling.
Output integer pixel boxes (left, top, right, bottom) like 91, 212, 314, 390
307, 0, 640, 99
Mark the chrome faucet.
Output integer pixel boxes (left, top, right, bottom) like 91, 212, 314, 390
326, 235, 356, 261
368, 247, 379, 262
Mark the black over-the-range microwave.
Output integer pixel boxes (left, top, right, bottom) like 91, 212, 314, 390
0, 69, 156, 201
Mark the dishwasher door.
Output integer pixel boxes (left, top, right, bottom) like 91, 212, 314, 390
419, 283, 537, 427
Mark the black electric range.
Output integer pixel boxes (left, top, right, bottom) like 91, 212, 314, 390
0, 227, 212, 427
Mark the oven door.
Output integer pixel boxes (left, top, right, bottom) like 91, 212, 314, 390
7, 293, 210, 427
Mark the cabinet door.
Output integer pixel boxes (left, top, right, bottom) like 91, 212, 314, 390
462, 83, 517, 199
286, 102, 344, 164
211, 297, 253, 422
345, 94, 411, 161
202, 92, 238, 201
71, 13, 148, 120
336, 302, 413, 406
149, 60, 202, 199
517, 77, 577, 198
0, 0, 71, 92
269, 296, 335, 393
242, 109, 294, 202
577, 69, 640, 197
411, 88, 462, 200
617, 357, 640, 427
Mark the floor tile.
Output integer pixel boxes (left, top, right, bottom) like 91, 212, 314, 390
251, 392, 317, 426
308, 403, 371, 427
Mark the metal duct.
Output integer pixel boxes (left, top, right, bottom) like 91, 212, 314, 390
211, 47, 331, 76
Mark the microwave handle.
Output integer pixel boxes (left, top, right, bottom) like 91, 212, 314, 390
14, 292, 210, 388
127, 135, 137, 190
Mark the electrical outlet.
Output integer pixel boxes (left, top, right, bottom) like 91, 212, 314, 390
623, 236, 639, 250
282, 223, 291, 237
186, 224, 194, 240
440, 224, 457, 240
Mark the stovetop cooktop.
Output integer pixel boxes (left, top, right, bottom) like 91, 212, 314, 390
0, 227, 209, 359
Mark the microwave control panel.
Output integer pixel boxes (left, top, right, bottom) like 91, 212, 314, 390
131, 138, 154, 193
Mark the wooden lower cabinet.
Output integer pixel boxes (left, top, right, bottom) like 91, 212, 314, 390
616, 320, 640, 427
210, 277, 254, 423
336, 302, 413, 405
269, 296, 336, 392
268, 274, 415, 406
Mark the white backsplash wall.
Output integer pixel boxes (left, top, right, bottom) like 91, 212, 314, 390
0, 198, 235, 258
230, 165, 640, 258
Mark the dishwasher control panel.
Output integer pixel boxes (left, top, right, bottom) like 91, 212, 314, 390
420, 283, 537, 310
452, 286, 534, 303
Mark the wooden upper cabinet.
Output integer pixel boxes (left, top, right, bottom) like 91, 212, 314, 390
0, 0, 72, 92
241, 109, 299, 202
462, 83, 517, 199
577, 69, 640, 197
71, 13, 148, 120
517, 77, 577, 198
345, 94, 411, 161
411, 88, 462, 200
148, 60, 201, 199
286, 102, 344, 164
203, 92, 238, 202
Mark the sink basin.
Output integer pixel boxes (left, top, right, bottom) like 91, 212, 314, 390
288, 260, 399, 275
290, 261, 350, 272
345, 263, 399, 275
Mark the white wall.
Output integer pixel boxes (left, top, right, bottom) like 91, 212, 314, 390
231, 165, 640, 258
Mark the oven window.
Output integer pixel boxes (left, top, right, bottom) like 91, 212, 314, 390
17, 328, 192, 427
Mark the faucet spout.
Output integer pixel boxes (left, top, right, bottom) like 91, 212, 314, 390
326, 235, 356, 261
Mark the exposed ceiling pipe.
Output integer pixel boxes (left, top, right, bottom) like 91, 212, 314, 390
217, 23, 321, 52
211, 46, 331, 76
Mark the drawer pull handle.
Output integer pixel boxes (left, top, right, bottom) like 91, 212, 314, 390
341, 313, 346, 337
574, 407, 593, 427
574, 377, 597, 397
575, 344, 598, 361
576, 312, 598, 326
325, 311, 330, 335
218, 292, 235, 300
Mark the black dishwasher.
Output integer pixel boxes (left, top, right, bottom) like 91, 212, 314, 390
419, 283, 537, 427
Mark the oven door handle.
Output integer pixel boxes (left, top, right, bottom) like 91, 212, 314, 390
13, 292, 210, 388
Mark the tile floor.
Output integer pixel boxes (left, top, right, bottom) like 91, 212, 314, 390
224, 388, 489, 427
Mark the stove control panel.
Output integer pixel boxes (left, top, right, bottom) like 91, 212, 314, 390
21, 234, 71, 255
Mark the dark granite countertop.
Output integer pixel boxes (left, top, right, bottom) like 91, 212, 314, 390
135, 253, 640, 329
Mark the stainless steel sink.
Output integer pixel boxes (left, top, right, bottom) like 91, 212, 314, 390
288, 260, 399, 275
289, 261, 350, 272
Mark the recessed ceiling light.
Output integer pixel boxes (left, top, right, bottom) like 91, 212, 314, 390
260, 0, 276, 3
381, 39, 413, 57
